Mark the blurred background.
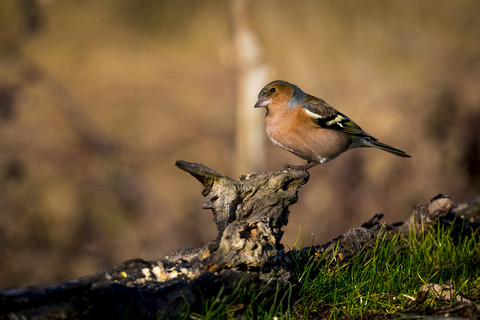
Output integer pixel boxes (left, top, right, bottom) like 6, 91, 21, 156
0, 0, 479, 287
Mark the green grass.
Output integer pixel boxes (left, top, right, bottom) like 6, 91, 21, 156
183, 222, 480, 319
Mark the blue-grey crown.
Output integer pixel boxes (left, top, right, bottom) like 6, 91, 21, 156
286, 83, 306, 109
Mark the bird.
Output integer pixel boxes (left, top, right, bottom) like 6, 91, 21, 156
254, 80, 411, 170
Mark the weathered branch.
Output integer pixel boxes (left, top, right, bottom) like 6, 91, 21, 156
175, 160, 309, 267
1, 161, 479, 319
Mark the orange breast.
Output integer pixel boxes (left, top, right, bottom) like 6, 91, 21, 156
265, 106, 352, 162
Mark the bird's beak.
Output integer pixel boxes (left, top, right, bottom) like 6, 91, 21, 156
254, 96, 271, 108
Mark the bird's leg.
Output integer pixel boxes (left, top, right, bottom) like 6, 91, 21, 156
283, 161, 320, 171
303, 161, 320, 170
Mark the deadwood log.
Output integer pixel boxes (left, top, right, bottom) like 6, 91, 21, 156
1, 161, 479, 319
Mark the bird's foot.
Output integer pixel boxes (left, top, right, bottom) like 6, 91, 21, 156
283, 161, 320, 171
283, 164, 306, 171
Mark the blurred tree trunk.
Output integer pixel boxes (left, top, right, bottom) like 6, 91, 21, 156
232, 0, 270, 174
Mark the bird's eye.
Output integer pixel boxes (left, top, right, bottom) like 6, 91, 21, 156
269, 88, 276, 93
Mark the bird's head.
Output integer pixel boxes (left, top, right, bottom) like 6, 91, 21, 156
254, 80, 306, 110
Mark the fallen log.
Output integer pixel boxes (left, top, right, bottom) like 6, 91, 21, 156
1, 161, 479, 319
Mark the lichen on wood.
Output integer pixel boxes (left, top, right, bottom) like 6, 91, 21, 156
175, 160, 309, 267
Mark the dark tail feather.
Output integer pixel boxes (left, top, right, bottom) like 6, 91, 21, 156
370, 140, 411, 158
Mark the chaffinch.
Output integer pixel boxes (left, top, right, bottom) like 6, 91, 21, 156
255, 80, 411, 170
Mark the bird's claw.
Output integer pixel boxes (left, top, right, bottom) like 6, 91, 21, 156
283, 164, 305, 171
283, 161, 319, 171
